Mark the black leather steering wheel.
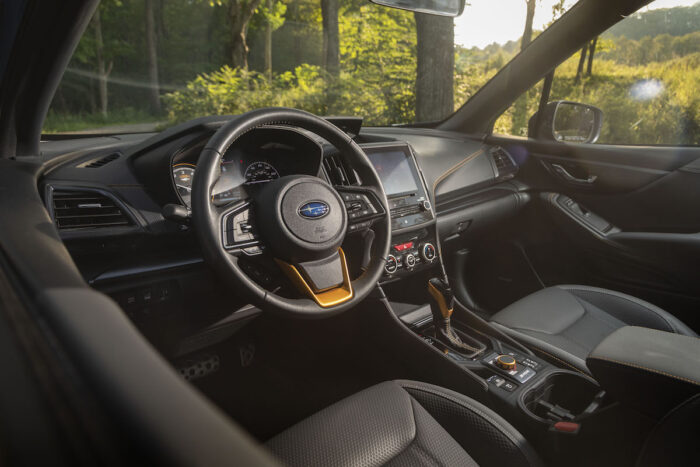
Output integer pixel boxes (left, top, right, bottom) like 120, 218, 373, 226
192, 108, 391, 317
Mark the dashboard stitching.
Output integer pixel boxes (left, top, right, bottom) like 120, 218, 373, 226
430, 146, 486, 275
431, 146, 487, 202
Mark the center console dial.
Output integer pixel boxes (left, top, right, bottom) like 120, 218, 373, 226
385, 255, 398, 274
495, 355, 517, 371
421, 243, 436, 262
404, 253, 416, 268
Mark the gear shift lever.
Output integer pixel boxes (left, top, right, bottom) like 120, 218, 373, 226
428, 277, 484, 356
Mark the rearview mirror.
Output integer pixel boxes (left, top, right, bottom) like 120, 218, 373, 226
529, 101, 604, 144
370, 0, 465, 17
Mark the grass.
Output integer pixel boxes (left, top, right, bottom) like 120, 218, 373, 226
43, 108, 164, 134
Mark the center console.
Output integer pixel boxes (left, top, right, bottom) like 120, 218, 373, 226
361, 143, 439, 279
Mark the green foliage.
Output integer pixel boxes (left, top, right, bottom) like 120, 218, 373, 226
43, 108, 159, 133
606, 3, 700, 40
163, 3, 418, 126
46, 0, 700, 145
552, 54, 700, 145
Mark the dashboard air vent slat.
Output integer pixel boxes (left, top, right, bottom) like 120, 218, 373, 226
491, 147, 517, 176
323, 154, 359, 186
78, 152, 121, 168
51, 190, 133, 230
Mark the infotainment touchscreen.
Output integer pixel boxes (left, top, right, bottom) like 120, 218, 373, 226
362, 143, 434, 231
366, 148, 419, 197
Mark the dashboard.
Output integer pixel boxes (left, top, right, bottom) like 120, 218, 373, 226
38, 116, 526, 355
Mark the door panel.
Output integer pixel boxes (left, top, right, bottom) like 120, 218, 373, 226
486, 135, 700, 331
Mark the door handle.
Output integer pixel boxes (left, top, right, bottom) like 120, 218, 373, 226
551, 163, 597, 184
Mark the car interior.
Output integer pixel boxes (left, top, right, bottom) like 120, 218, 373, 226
1, 0, 699, 466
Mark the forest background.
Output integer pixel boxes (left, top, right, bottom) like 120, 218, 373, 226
45, 0, 700, 145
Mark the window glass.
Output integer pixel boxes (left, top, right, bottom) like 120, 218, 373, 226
496, 0, 700, 146
43, 0, 575, 134
550, 1, 700, 145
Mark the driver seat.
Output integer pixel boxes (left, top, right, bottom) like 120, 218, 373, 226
267, 380, 542, 466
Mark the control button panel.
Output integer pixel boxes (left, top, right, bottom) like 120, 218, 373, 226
338, 190, 385, 234
487, 375, 517, 392
388, 195, 434, 230
222, 203, 263, 255
483, 352, 537, 384
382, 234, 439, 279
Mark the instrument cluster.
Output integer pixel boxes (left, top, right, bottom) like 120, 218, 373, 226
171, 127, 322, 209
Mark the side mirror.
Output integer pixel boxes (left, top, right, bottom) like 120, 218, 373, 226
528, 101, 603, 144
369, 0, 465, 17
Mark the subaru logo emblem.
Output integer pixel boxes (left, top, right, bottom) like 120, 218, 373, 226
299, 201, 330, 219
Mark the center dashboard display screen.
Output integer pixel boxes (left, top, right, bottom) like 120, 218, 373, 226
367, 149, 419, 196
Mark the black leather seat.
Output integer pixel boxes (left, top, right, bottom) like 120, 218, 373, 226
490, 285, 697, 374
267, 380, 542, 467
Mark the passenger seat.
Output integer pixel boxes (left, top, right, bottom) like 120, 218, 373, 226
489, 285, 697, 374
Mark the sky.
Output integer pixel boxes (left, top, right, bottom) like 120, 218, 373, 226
454, 0, 700, 49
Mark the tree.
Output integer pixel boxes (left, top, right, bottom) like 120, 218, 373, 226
221, 0, 264, 70
575, 42, 588, 82
321, 0, 340, 76
264, 0, 273, 76
415, 12, 454, 122
93, 7, 112, 117
145, 0, 161, 113
521, 0, 537, 51
249, 0, 286, 77
586, 36, 598, 76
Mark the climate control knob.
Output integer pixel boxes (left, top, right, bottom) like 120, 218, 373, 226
385, 255, 398, 274
404, 253, 416, 268
421, 243, 436, 262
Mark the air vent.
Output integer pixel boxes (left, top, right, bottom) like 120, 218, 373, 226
78, 152, 120, 168
323, 154, 359, 186
51, 189, 133, 230
491, 147, 517, 176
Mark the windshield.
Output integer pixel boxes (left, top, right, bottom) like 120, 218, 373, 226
44, 0, 577, 134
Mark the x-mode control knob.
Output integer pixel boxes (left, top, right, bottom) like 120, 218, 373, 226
495, 355, 517, 371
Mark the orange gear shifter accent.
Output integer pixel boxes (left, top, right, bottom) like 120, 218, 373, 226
428, 277, 454, 319
427, 277, 485, 357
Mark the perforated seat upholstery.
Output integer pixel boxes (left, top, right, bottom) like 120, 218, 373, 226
267, 380, 542, 467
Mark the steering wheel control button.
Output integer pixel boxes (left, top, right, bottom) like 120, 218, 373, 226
495, 355, 517, 371
232, 210, 254, 242
222, 204, 260, 249
385, 255, 398, 274
243, 245, 263, 256
421, 243, 436, 261
340, 191, 380, 226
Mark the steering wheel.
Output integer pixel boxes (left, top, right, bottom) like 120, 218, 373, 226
191, 108, 391, 317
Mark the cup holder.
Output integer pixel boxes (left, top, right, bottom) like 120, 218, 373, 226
520, 371, 606, 424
